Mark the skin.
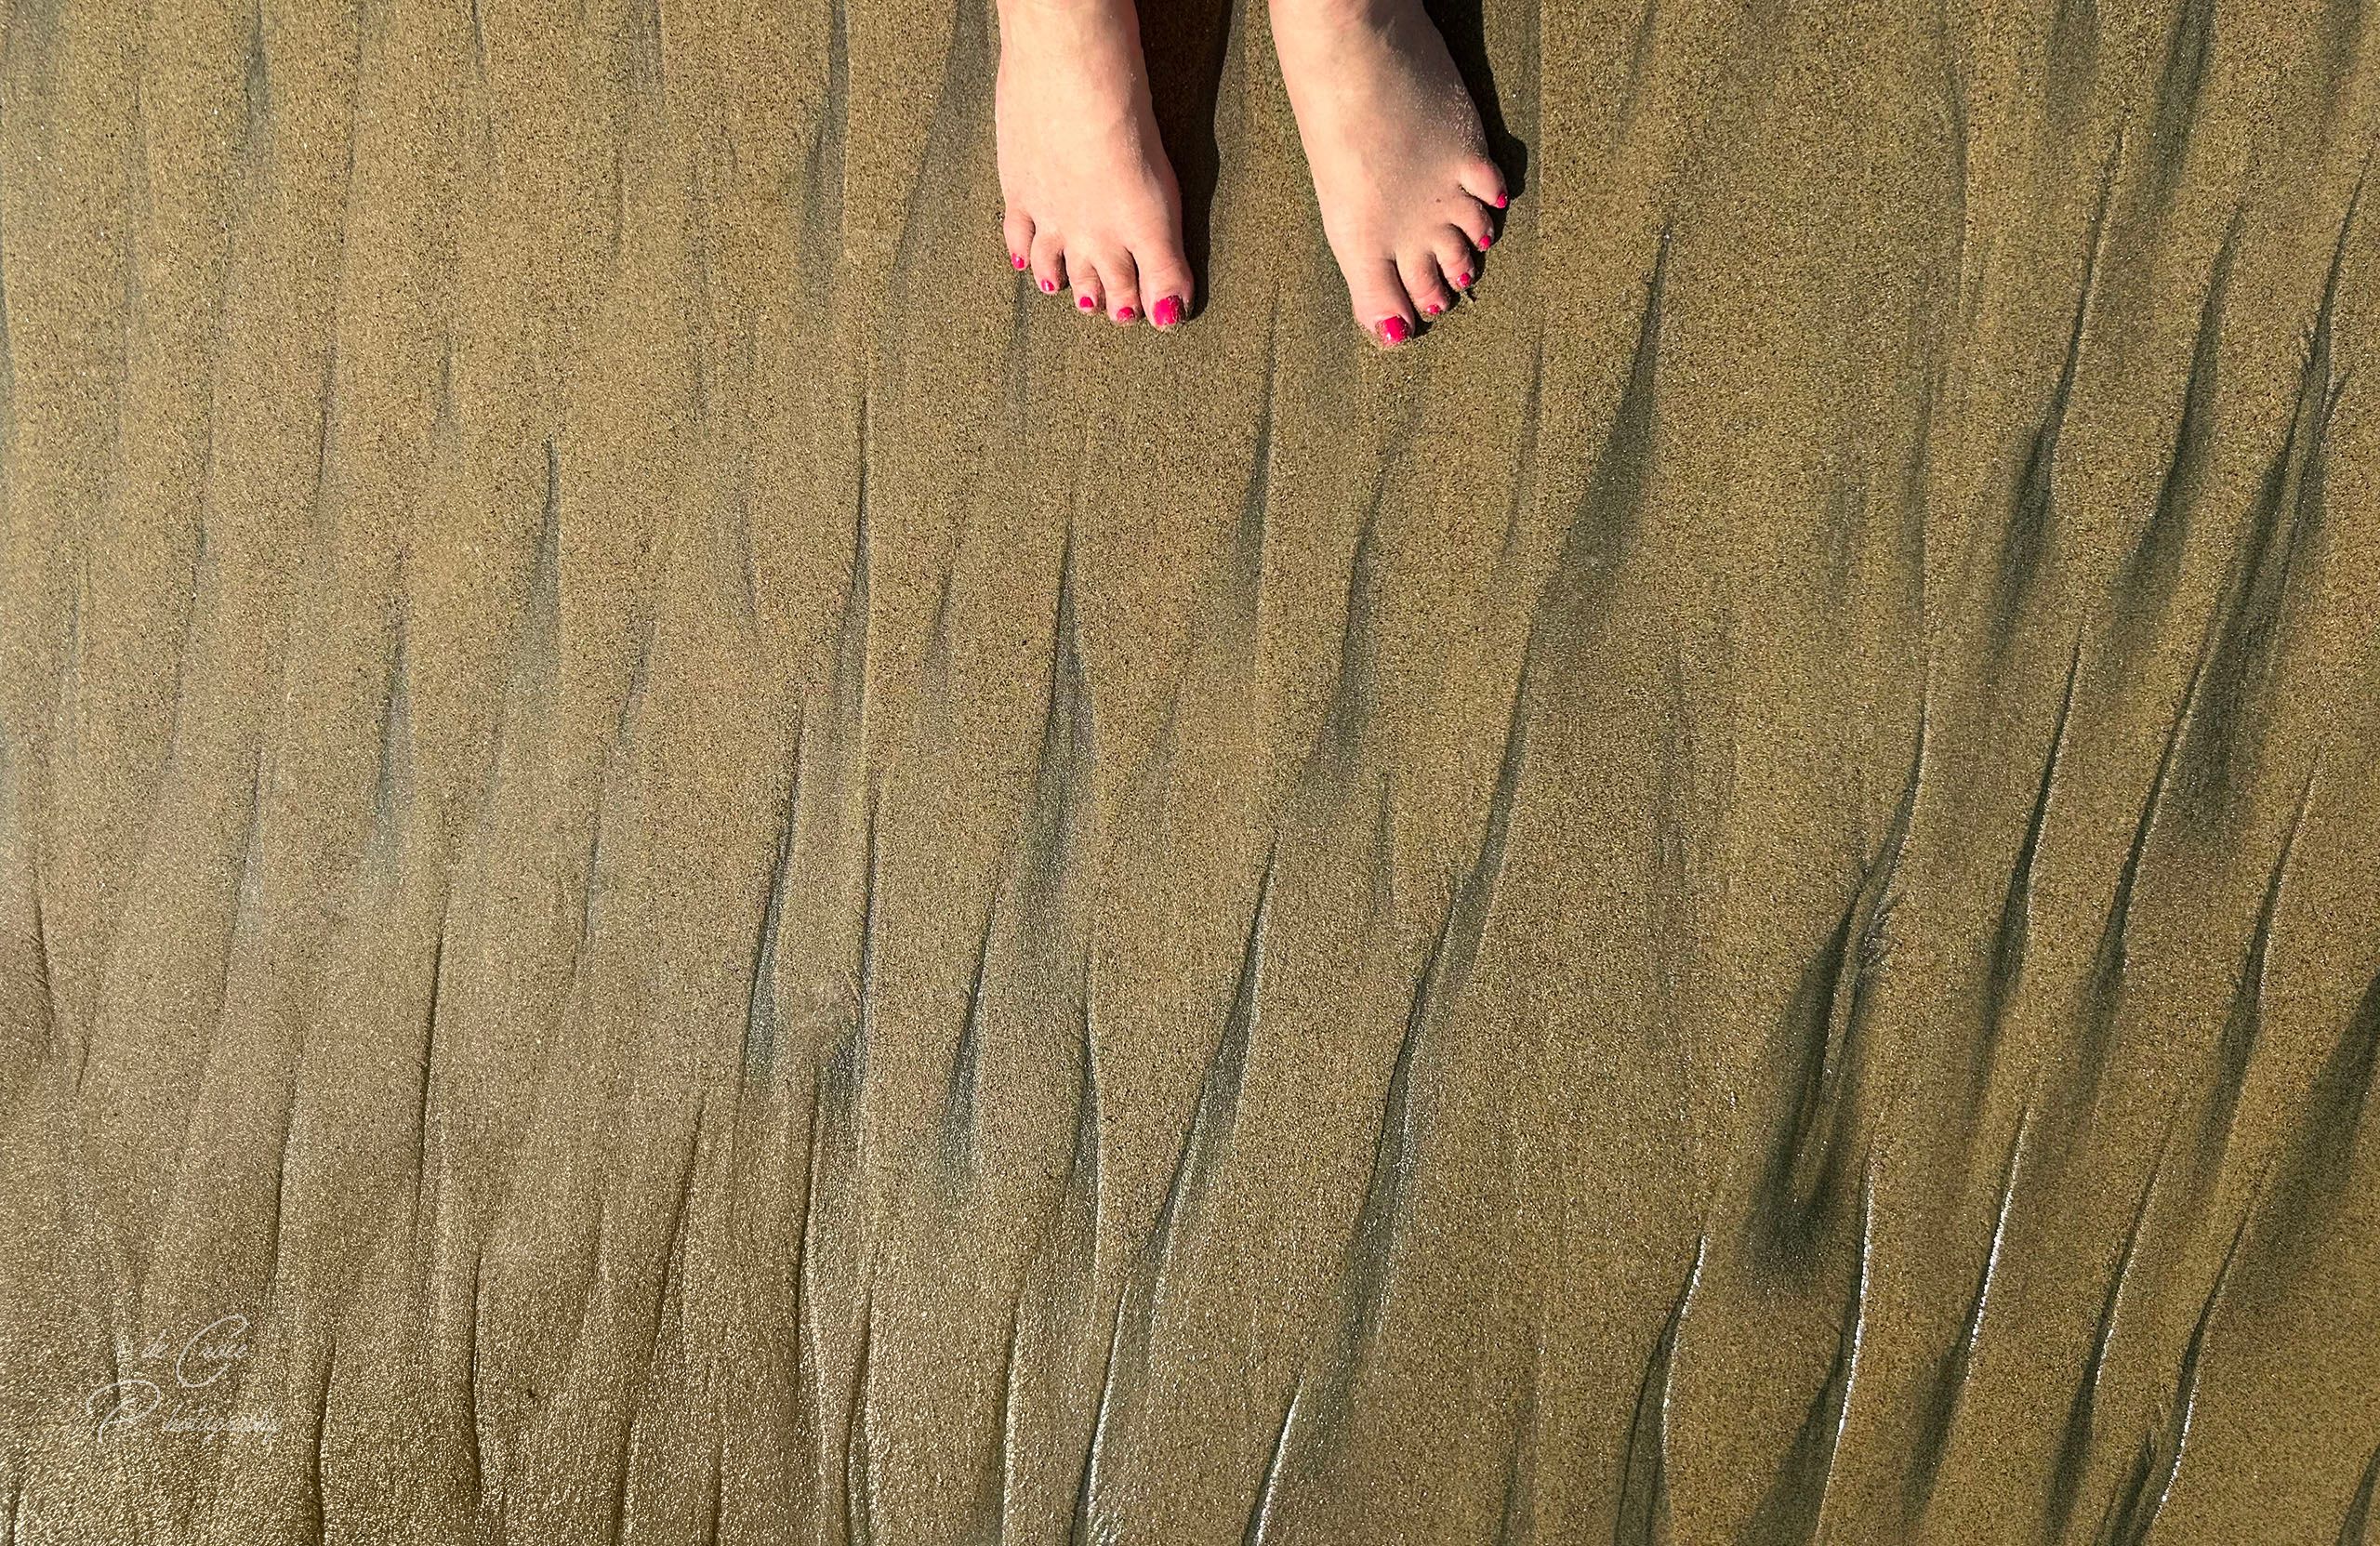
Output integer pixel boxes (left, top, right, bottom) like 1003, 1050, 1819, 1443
995, 0, 1193, 326
1267, 0, 1508, 342
994, 0, 1507, 344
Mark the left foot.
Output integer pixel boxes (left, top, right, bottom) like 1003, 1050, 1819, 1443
995, 0, 1195, 327
1269, 0, 1508, 347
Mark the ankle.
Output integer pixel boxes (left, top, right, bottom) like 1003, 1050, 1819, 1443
1269, 0, 1404, 30
1000, 0, 1150, 61
1001, 0, 1133, 20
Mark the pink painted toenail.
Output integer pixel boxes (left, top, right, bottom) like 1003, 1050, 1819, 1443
1455, 271, 1473, 288
1078, 295, 1095, 311
1117, 305, 1136, 321
1379, 316, 1410, 345
1041, 279, 1057, 294
1494, 192, 1509, 208
1152, 296, 1183, 328
1479, 231, 1494, 248
1423, 301, 1443, 317
1012, 254, 1027, 270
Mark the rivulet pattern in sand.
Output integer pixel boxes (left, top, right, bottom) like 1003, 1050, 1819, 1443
1, 0, 2375, 1539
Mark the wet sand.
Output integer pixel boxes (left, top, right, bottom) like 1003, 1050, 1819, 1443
1, 0, 2376, 1539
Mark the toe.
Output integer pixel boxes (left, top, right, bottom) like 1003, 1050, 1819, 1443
1134, 244, 1196, 329
1070, 258, 1105, 317
1344, 257, 1417, 348
1030, 231, 1067, 297
1431, 228, 1479, 295
1448, 200, 1495, 256
1003, 209, 1035, 272
1095, 249, 1143, 324
1458, 157, 1509, 210
1399, 248, 1456, 322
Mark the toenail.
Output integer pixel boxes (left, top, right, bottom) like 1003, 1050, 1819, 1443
1494, 192, 1509, 208
1379, 316, 1410, 346
1455, 271, 1473, 288
1479, 231, 1494, 248
1078, 295, 1095, 310
1041, 279, 1057, 294
1152, 297, 1184, 328
1117, 305, 1136, 321
1422, 301, 1443, 317
1012, 254, 1027, 270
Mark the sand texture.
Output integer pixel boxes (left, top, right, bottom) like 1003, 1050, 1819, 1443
1, 0, 2377, 1539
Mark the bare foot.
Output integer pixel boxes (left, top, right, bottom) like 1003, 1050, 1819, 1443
996, 0, 1196, 327
1269, 0, 1508, 347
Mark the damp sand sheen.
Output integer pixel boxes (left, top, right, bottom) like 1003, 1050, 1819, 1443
1, 0, 2377, 1540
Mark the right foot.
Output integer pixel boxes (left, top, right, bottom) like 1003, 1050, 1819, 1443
996, 0, 1196, 328
1269, 0, 1508, 347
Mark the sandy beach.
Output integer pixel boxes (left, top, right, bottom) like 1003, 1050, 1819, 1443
1, 0, 2375, 1539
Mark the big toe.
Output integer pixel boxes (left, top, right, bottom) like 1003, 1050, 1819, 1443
1343, 257, 1417, 348
1133, 243, 1196, 329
